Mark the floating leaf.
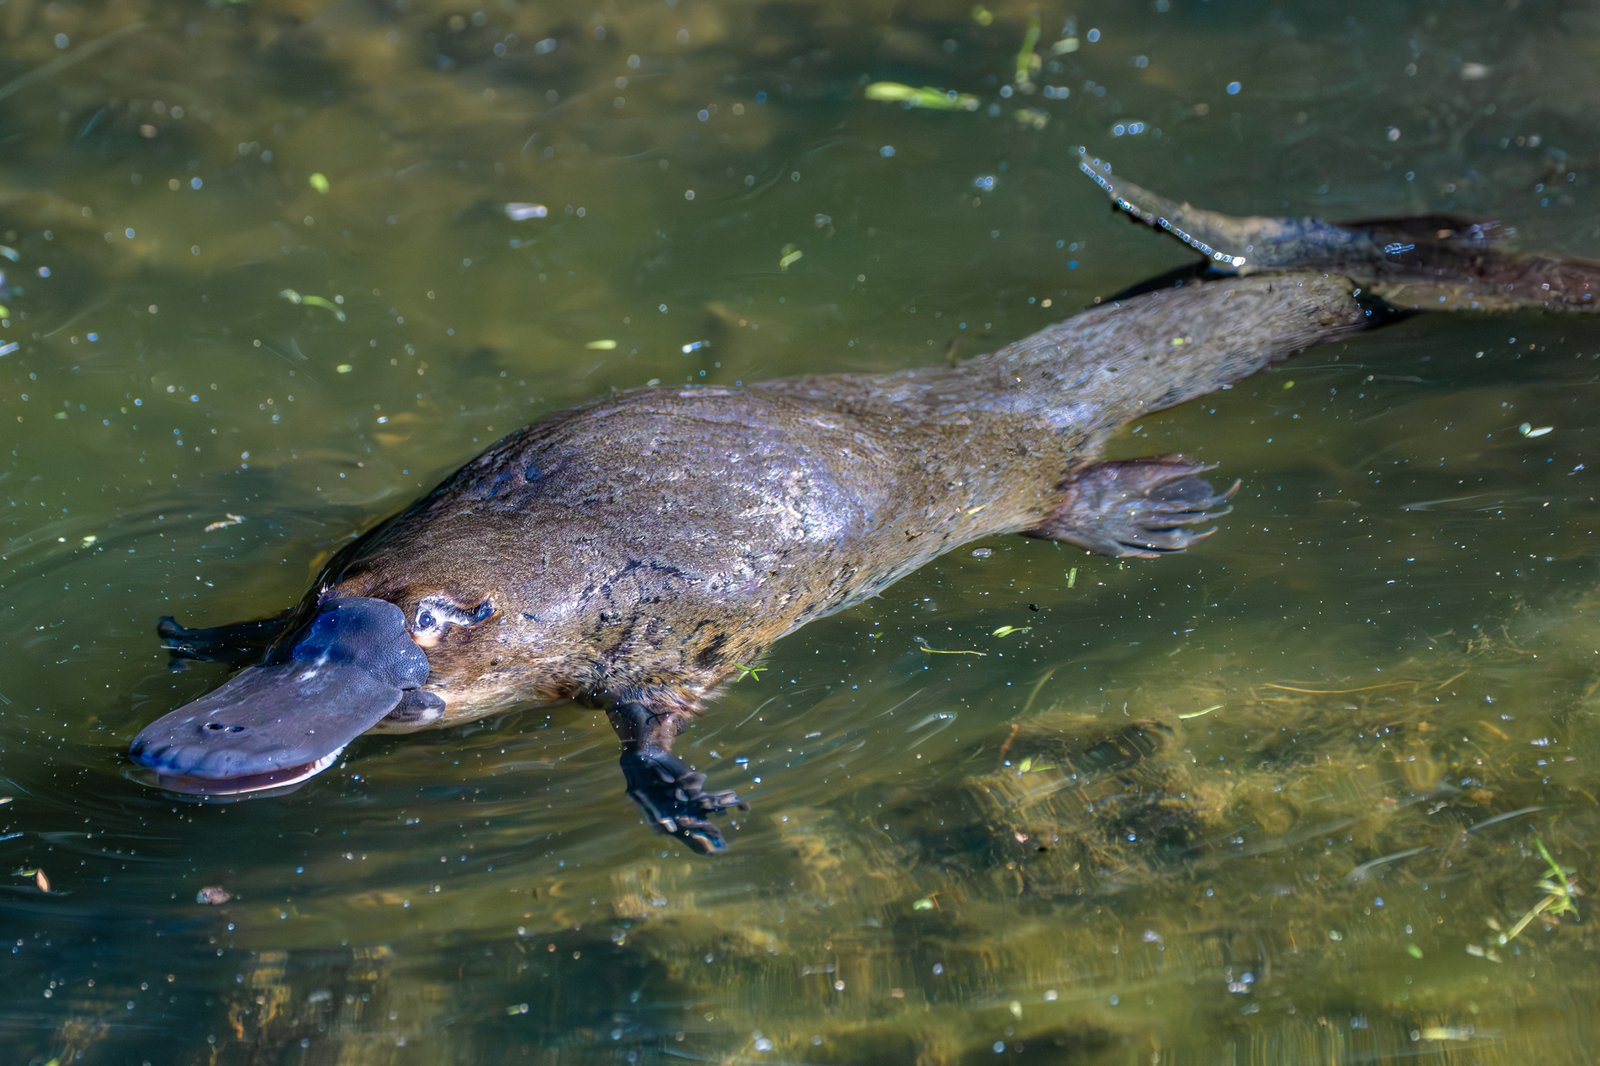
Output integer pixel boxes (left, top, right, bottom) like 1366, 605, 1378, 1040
1015, 16, 1041, 88
916, 641, 987, 657
280, 289, 346, 322
863, 82, 979, 112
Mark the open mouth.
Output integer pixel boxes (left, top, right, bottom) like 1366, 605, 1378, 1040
129, 597, 430, 798
137, 747, 347, 798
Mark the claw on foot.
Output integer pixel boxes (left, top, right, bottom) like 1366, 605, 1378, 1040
620, 748, 747, 854
1031, 456, 1239, 559
157, 611, 292, 668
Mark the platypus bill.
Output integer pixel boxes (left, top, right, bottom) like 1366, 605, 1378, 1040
129, 158, 1600, 853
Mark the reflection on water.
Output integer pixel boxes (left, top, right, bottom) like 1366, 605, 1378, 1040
3, 1, 1600, 1062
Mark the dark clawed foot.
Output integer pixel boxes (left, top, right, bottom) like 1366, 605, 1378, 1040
1038, 457, 1240, 560
620, 748, 747, 855
158, 612, 292, 668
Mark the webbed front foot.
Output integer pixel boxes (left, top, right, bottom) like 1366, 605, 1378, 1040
1030, 456, 1239, 559
620, 747, 746, 854
158, 611, 293, 668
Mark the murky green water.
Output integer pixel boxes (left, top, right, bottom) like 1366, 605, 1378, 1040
4, 1, 1600, 1062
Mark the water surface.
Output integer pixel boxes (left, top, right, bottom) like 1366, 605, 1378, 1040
3, 1, 1600, 1062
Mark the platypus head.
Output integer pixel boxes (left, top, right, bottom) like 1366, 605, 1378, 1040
128, 596, 433, 796
128, 519, 579, 798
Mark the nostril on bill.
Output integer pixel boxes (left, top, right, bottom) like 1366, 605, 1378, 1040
203, 722, 248, 734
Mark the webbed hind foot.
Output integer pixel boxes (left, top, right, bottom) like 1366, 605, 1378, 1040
620, 747, 746, 854
1029, 456, 1238, 559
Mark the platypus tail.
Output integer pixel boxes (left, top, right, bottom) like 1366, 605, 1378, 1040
1079, 152, 1600, 314
976, 157, 1600, 435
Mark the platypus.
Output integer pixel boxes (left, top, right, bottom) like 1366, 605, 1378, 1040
129, 158, 1600, 852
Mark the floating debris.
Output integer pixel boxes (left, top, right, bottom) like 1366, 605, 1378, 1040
1014, 16, 1042, 88
585, 339, 618, 350
1504, 837, 1580, 943
196, 885, 233, 905
1519, 422, 1553, 438
916, 640, 987, 657
279, 289, 346, 322
1013, 107, 1050, 130
15, 867, 49, 893
204, 513, 245, 533
991, 625, 1031, 638
863, 82, 979, 112
308, 172, 330, 195
778, 243, 804, 270
504, 202, 550, 221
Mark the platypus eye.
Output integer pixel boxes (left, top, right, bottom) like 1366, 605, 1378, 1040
412, 596, 493, 637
